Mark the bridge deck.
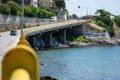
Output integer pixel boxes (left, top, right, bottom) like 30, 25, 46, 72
24, 20, 87, 36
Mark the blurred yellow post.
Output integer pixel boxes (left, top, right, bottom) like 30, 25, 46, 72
2, 36, 39, 80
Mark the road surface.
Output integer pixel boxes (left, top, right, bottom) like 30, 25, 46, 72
0, 30, 20, 79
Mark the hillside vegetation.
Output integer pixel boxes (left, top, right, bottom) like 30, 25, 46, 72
93, 9, 114, 37
0, 1, 54, 18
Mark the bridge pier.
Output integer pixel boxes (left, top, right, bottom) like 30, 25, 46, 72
58, 29, 66, 44
44, 32, 53, 47
33, 35, 45, 48
72, 25, 83, 36
27, 36, 34, 47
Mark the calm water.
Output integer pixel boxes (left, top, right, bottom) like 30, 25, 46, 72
36, 46, 120, 80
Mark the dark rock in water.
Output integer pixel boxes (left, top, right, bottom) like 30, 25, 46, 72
40, 76, 58, 80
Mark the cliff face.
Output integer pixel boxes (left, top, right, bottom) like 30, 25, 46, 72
113, 21, 119, 37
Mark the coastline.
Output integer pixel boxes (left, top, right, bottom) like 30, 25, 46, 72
34, 38, 120, 50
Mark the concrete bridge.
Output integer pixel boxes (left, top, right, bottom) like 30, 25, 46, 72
0, 19, 88, 79
24, 20, 87, 48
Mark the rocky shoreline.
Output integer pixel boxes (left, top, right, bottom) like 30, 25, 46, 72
35, 38, 120, 50
40, 76, 58, 80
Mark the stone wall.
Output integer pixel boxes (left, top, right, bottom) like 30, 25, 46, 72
0, 14, 49, 26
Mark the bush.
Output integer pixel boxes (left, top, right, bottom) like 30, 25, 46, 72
0, 4, 10, 15
113, 16, 120, 27
94, 9, 114, 37
95, 20, 114, 37
36, 23, 40, 26
5, 25, 10, 31
24, 5, 33, 17
0, 1, 55, 18
7, 1, 21, 15
73, 36, 88, 42
24, 5, 54, 18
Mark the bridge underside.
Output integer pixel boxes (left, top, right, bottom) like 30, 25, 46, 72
26, 25, 83, 49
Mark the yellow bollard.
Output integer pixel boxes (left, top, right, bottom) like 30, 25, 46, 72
10, 68, 31, 80
2, 36, 39, 80
17, 35, 30, 46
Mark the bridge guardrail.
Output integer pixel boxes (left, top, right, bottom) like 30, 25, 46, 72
23, 20, 87, 36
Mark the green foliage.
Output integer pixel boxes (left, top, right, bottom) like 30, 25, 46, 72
17, 11, 21, 16
93, 9, 114, 37
5, 25, 10, 31
94, 9, 112, 26
0, 1, 54, 18
95, 20, 114, 37
54, 0, 66, 10
113, 15, 120, 27
38, 4, 58, 14
7, 1, 21, 15
66, 31, 76, 41
0, 4, 10, 15
66, 31, 87, 42
36, 23, 40, 26
73, 36, 88, 42
24, 5, 36, 17
64, 9, 69, 20
24, 5, 54, 18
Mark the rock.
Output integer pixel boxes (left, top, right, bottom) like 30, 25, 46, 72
40, 76, 58, 80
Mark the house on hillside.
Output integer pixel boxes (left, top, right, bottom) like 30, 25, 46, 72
38, 0, 53, 8
83, 21, 110, 39
2, 0, 38, 7
57, 9, 67, 21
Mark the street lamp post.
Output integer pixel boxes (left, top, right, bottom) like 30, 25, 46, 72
21, 0, 24, 35
78, 6, 81, 22
78, 6, 89, 16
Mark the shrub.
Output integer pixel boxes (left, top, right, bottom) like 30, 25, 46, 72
0, 4, 10, 15
7, 1, 21, 15
5, 25, 10, 31
73, 36, 88, 42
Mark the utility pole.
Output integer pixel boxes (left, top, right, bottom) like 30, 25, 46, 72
21, 0, 24, 35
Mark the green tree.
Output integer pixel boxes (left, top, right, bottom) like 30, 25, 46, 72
7, 1, 21, 15
94, 9, 114, 37
25, 5, 34, 17
113, 15, 120, 27
0, 4, 10, 15
30, 5, 37, 17
54, 0, 66, 10
24, 5, 54, 18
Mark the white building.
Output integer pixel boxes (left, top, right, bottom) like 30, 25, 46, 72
31, 0, 38, 7
57, 9, 67, 21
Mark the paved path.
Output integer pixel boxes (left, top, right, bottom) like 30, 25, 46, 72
0, 30, 20, 79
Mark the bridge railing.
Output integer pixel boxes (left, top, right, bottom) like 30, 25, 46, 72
23, 19, 87, 36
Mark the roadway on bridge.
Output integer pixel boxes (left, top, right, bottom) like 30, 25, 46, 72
24, 20, 87, 36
